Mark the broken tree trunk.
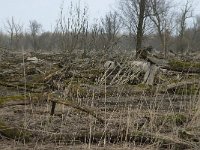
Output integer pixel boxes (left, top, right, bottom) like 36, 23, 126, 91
143, 64, 159, 85
48, 96, 105, 124
165, 80, 200, 93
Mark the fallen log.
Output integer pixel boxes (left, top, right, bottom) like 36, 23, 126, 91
0, 120, 31, 141
147, 56, 200, 73
0, 119, 195, 149
164, 80, 200, 93
147, 56, 169, 67
33, 129, 194, 149
48, 95, 105, 124
164, 66, 200, 73
0, 81, 43, 93
0, 93, 46, 108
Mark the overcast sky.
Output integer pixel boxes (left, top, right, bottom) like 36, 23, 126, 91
0, 0, 200, 32
0, 0, 116, 32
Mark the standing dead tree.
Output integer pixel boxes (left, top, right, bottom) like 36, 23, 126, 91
4, 17, 23, 50
29, 20, 42, 51
100, 11, 121, 52
5, 17, 14, 49
89, 22, 101, 50
176, 0, 193, 53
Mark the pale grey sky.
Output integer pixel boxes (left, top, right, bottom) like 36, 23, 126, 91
0, 0, 200, 32
0, 0, 116, 32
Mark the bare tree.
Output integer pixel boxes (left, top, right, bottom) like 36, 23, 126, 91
192, 16, 200, 50
183, 15, 200, 52
29, 20, 42, 50
4, 17, 23, 50
56, 1, 88, 54
5, 17, 14, 49
89, 22, 101, 50
100, 11, 121, 51
176, 0, 193, 53
119, 0, 149, 58
148, 0, 175, 57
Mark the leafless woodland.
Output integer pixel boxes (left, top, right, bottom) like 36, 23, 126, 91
1, 0, 200, 149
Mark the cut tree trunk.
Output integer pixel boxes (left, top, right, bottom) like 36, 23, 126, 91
146, 65, 159, 85
143, 64, 159, 85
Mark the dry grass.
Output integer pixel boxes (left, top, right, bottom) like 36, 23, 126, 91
0, 51, 200, 149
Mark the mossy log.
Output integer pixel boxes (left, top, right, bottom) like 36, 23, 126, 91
0, 93, 45, 107
0, 119, 194, 149
35, 129, 193, 149
147, 57, 200, 73
164, 80, 200, 94
0, 81, 43, 93
166, 60, 200, 73
0, 120, 31, 141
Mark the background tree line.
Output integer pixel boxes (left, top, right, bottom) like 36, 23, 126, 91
0, 0, 200, 57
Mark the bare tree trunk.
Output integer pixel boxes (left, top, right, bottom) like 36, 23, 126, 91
136, 0, 146, 58
177, 0, 192, 53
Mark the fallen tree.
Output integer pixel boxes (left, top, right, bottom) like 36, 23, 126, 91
48, 93, 105, 124
0, 93, 45, 108
0, 120, 31, 141
0, 81, 44, 93
160, 80, 200, 94
32, 129, 195, 149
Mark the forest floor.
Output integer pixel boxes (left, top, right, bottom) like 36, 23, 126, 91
0, 50, 200, 149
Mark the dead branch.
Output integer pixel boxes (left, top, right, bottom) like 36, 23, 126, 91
48, 97, 105, 124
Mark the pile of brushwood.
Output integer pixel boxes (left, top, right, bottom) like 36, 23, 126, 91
0, 49, 200, 149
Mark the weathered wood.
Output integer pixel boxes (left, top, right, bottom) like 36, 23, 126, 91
146, 65, 159, 85
143, 64, 159, 85
48, 96, 105, 124
166, 80, 199, 92
147, 56, 169, 67
150, 57, 200, 73
143, 65, 151, 83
